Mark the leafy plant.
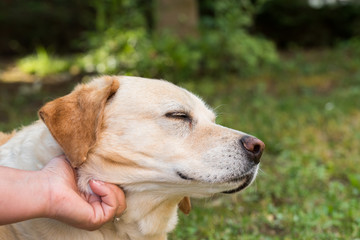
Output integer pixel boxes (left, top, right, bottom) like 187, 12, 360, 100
17, 47, 71, 77
15, 0, 278, 80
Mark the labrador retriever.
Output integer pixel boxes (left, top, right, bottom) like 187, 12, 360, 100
0, 76, 264, 240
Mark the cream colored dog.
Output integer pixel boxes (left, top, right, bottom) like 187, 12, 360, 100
0, 76, 264, 240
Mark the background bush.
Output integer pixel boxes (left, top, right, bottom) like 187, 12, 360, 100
0, 0, 94, 54
8, 0, 360, 79
2, 0, 278, 80
254, 0, 360, 48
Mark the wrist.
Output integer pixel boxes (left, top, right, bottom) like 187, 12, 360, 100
33, 169, 53, 219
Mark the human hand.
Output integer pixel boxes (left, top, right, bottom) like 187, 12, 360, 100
40, 155, 126, 230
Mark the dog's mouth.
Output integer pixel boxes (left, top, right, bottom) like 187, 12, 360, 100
177, 171, 194, 181
221, 174, 254, 194
176, 171, 255, 194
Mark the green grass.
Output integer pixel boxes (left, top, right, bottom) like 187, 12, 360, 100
170, 49, 360, 239
1, 48, 360, 239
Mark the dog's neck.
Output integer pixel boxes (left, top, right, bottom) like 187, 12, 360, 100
78, 159, 183, 239
0, 121, 181, 240
114, 193, 182, 240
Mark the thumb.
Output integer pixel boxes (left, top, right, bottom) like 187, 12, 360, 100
89, 180, 126, 216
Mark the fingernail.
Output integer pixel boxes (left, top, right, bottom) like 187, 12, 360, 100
91, 179, 104, 185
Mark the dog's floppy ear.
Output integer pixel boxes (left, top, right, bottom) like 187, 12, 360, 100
178, 196, 191, 215
39, 76, 119, 168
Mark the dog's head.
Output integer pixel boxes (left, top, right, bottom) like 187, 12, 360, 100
39, 76, 264, 204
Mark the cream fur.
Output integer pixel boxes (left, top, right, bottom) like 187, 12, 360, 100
0, 76, 262, 240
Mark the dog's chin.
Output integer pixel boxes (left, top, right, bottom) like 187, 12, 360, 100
176, 169, 257, 194
221, 173, 255, 194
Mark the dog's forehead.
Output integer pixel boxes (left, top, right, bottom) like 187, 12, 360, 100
115, 76, 215, 118
118, 77, 191, 102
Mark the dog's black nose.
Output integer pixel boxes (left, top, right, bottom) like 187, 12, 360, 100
239, 136, 265, 164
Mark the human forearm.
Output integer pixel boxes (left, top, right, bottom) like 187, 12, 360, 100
0, 166, 50, 225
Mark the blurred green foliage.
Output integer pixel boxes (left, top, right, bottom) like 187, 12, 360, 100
254, 0, 360, 48
2, 44, 360, 239
0, 0, 94, 54
10, 0, 278, 80
17, 47, 71, 77
2, 0, 360, 55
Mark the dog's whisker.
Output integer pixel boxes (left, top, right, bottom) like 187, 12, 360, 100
257, 167, 267, 175
213, 104, 226, 112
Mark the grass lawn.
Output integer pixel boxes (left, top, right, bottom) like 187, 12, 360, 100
1, 48, 360, 239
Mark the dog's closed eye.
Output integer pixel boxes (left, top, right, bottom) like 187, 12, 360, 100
165, 112, 192, 122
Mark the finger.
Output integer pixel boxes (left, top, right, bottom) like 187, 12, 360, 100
89, 181, 126, 218
112, 186, 126, 216
98, 183, 126, 216
89, 180, 118, 219
87, 193, 101, 204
